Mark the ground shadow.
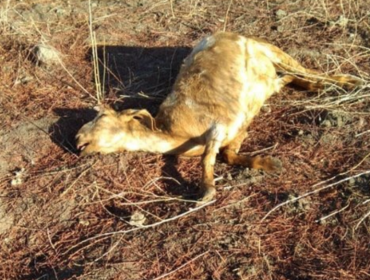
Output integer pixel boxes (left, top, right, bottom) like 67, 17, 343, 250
21, 265, 84, 280
49, 107, 97, 154
91, 45, 191, 114
161, 155, 201, 200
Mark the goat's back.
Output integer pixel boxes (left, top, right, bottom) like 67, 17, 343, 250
156, 32, 279, 145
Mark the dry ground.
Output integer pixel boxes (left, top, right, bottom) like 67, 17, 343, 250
0, 0, 370, 279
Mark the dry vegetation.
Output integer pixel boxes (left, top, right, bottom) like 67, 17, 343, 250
0, 0, 370, 279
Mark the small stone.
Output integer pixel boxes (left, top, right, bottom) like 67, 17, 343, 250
34, 43, 62, 65
336, 15, 349, 27
277, 26, 285, 33
10, 168, 25, 186
349, 178, 356, 186
79, 219, 90, 226
14, 74, 33, 85
321, 120, 332, 127
250, 176, 257, 184
276, 9, 287, 19
261, 105, 271, 113
129, 211, 146, 227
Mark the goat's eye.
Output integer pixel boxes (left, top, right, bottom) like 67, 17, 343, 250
97, 113, 106, 119
133, 116, 142, 120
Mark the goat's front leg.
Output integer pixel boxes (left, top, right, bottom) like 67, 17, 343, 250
199, 129, 224, 202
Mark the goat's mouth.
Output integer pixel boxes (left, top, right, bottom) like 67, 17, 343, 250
76, 142, 89, 152
76, 134, 88, 152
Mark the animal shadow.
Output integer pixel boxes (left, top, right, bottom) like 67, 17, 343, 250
49, 107, 97, 154
90, 45, 191, 114
161, 155, 201, 200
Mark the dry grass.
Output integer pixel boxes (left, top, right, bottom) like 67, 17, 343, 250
0, 0, 369, 279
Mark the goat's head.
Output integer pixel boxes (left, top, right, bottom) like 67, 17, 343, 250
76, 106, 157, 155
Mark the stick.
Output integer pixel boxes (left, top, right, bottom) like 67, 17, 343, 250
152, 251, 209, 280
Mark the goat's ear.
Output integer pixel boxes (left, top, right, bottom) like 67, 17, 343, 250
132, 110, 157, 131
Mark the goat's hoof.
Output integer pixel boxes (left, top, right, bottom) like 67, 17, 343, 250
262, 156, 282, 173
197, 184, 216, 205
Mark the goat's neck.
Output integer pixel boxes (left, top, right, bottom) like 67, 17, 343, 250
128, 128, 202, 156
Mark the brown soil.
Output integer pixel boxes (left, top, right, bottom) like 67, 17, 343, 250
0, 1, 369, 279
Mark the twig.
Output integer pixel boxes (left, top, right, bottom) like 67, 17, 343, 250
89, 235, 125, 264
61, 163, 95, 197
88, 184, 199, 205
57, 56, 91, 96
261, 170, 370, 222
151, 251, 209, 280
88, 0, 103, 103
62, 199, 215, 256
315, 204, 350, 223
355, 130, 370, 138
355, 210, 370, 230
214, 193, 257, 212
250, 143, 278, 156
47, 228, 56, 250
104, 197, 190, 206
170, 0, 175, 18
223, 0, 233, 31
362, 199, 370, 205
142, 176, 181, 190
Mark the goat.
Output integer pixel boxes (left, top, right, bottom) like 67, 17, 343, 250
76, 32, 361, 202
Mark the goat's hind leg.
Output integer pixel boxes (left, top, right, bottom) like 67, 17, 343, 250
221, 75, 289, 171
222, 131, 282, 173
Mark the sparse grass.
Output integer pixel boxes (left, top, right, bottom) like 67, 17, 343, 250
88, 0, 104, 103
0, 0, 369, 279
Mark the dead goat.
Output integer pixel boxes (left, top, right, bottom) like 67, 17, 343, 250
76, 32, 362, 202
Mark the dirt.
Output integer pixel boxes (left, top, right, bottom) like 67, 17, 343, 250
0, 117, 57, 176
0, 0, 370, 279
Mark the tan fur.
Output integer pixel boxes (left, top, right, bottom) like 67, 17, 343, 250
76, 32, 362, 202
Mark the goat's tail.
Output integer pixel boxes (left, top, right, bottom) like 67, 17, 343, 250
255, 39, 363, 90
